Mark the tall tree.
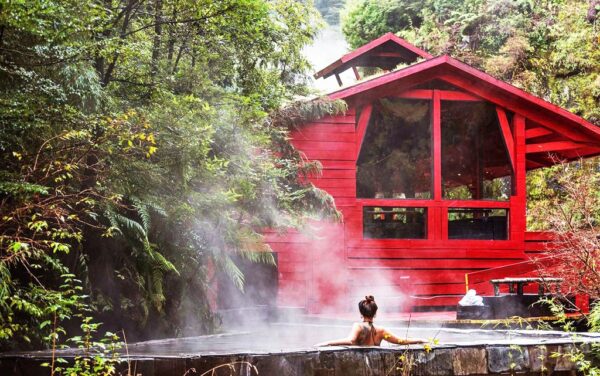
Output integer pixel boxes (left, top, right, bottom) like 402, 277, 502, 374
0, 0, 345, 349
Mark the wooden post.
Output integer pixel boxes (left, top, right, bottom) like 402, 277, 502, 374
432, 90, 442, 240
511, 114, 526, 245
433, 90, 442, 201
355, 104, 373, 159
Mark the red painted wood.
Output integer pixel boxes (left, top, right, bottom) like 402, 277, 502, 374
525, 231, 555, 241
263, 233, 309, 244
496, 107, 515, 170
265, 39, 600, 312
278, 261, 308, 273
341, 33, 433, 61
525, 127, 553, 139
329, 55, 600, 146
311, 178, 355, 189
439, 90, 482, 101
279, 270, 311, 281
431, 208, 441, 242
437, 58, 600, 139
440, 206, 449, 241
314, 169, 356, 179
276, 252, 310, 264
433, 90, 442, 201
356, 198, 510, 208
511, 115, 527, 245
292, 131, 356, 142
292, 140, 356, 151
559, 146, 600, 159
408, 296, 461, 307
297, 123, 355, 134
437, 73, 596, 143
524, 241, 552, 250
328, 57, 446, 102
347, 248, 525, 259
347, 258, 523, 269
318, 187, 356, 198
355, 104, 373, 159
398, 89, 481, 101
314, 33, 432, 79
311, 114, 355, 124
348, 283, 466, 295
343, 232, 521, 248
395, 89, 433, 100
349, 269, 472, 284
331, 198, 357, 207
318, 160, 356, 170
526, 160, 547, 169
526, 141, 586, 153
466, 256, 558, 285
299, 149, 356, 161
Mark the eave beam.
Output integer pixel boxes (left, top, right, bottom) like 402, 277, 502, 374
397, 89, 481, 101
525, 127, 553, 139
355, 104, 374, 159
496, 107, 515, 171
526, 141, 587, 154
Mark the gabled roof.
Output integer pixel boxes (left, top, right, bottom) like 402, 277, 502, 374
314, 32, 433, 80
328, 55, 600, 144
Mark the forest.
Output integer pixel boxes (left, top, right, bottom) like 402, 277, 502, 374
0, 0, 345, 352
1, 0, 599, 371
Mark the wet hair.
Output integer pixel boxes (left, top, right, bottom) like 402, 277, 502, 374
358, 295, 378, 318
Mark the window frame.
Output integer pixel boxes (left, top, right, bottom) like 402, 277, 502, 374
357, 89, 514, 242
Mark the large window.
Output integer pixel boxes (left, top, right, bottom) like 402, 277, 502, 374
357, 98, 432, 199
363, 207, 427, 239
358, 91, 515, 241
441, 101, 513, 200
448, 208, 508, 240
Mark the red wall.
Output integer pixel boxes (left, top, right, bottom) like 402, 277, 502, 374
267, 102, 548, 313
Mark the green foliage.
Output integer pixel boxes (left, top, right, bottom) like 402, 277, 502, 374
527, 158, 600, 230
342, 0, 424, 48
341, 0, 600, 122
0, 0, 341, 352
537, 298, 600, 376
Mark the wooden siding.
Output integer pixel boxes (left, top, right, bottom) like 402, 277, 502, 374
265, 77, 592, 313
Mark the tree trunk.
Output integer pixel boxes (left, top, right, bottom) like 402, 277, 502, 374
150, 0, 163, 81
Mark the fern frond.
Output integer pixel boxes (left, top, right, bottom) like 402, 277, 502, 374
145, 242, 179, 275
131, 197, 151, 233
218, 253, 245, 292
114, 212, 147, 241
238, 251, 276, 265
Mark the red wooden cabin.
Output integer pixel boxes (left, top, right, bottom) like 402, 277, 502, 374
266, 33, 600, 314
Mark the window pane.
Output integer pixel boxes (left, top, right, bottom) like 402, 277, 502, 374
357, 98, 432, 199
363, 207, 427, 239
448, 208, 508, 240
441, 101, 513, 200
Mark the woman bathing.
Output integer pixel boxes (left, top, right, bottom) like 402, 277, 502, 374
315, 296, 427, 346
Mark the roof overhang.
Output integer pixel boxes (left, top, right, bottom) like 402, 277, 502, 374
327, 55, 600, 167
314, 32, 432, 81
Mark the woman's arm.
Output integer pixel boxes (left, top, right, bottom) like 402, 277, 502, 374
382, 329, 427, 345
315, 324, 361, 347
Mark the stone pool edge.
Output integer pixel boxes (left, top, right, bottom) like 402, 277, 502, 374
1, 341, 598, 375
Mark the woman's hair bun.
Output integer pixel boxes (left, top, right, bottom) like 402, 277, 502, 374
365, 295, 375, 302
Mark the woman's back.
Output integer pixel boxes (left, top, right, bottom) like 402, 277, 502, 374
353, 322, 386, 346
314, 295, 427, 347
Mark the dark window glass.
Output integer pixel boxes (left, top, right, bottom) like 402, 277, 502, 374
441, 101, 513, 200
363, 207, 427, 239
357, 98, 432, 199
448, 208, 508, 240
